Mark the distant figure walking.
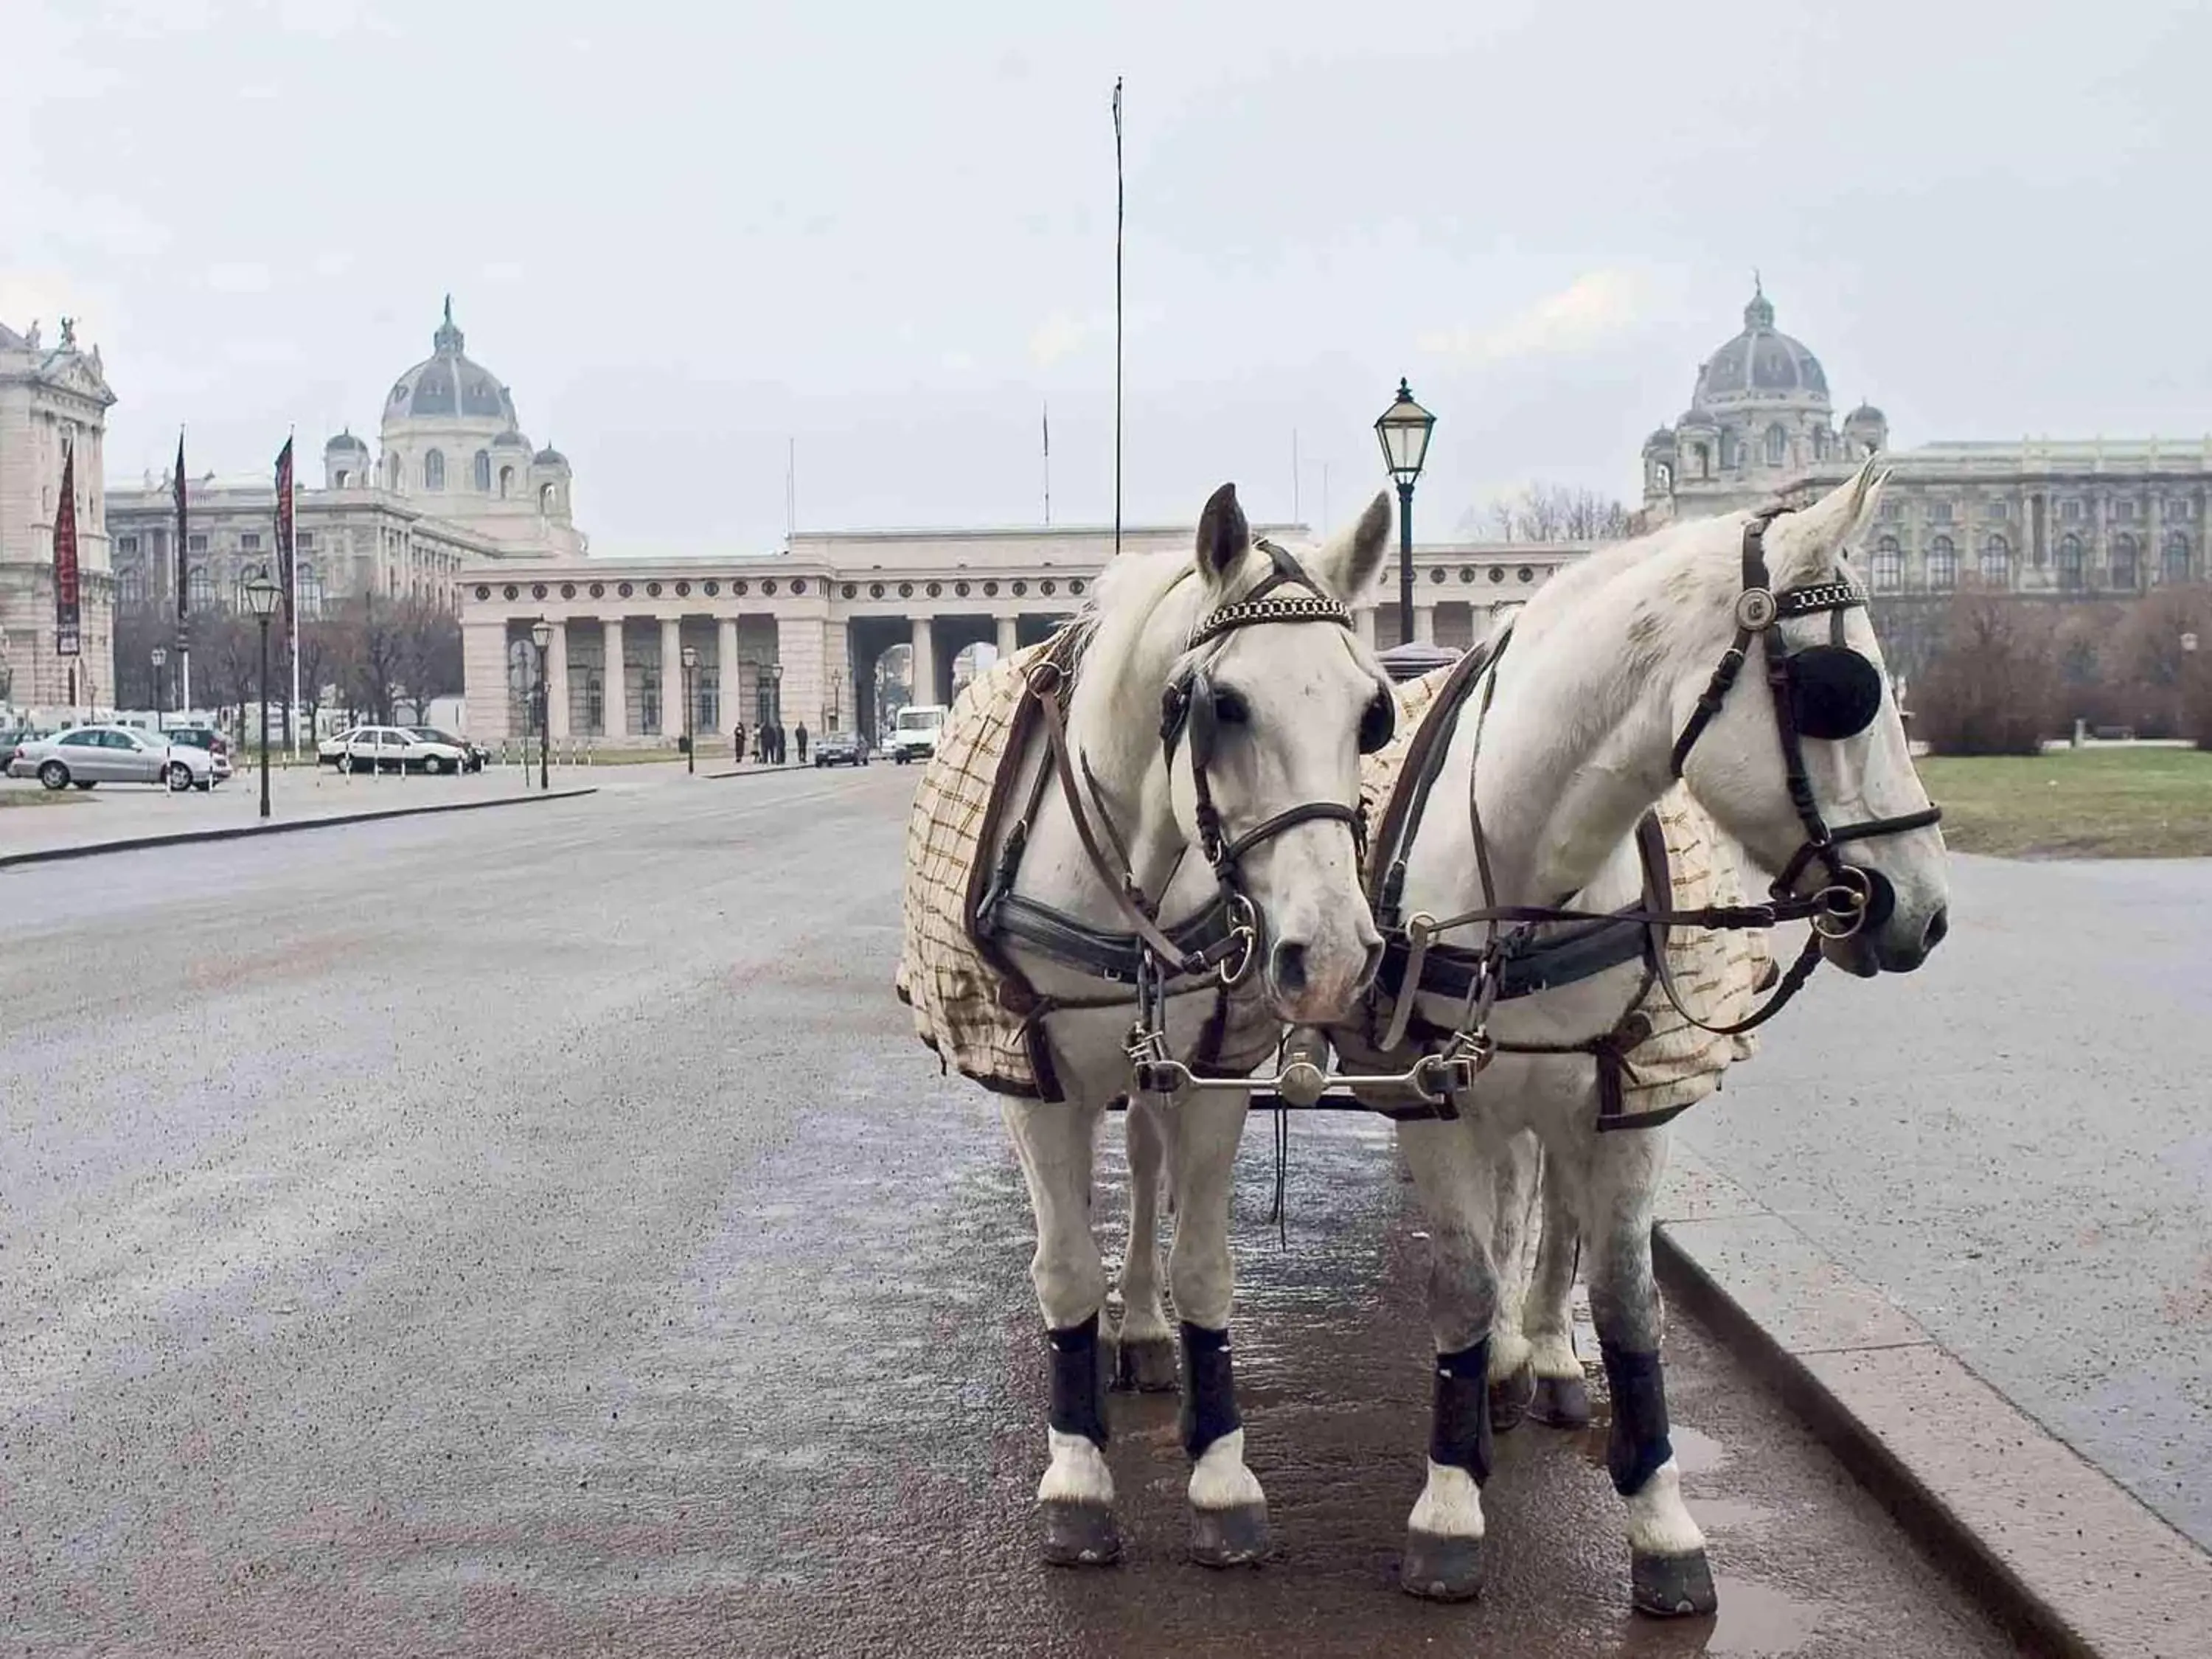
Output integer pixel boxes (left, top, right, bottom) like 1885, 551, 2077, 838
733, 723, 748, 765
795, 723, 810, 765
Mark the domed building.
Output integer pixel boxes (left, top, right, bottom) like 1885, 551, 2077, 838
1635, 283, 2209, 680
105, 299, 587, 655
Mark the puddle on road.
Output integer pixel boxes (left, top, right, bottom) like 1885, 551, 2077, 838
1703, 1575, 1826, 1655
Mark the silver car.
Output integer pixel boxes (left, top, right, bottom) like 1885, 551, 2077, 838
7, 726, 218, 792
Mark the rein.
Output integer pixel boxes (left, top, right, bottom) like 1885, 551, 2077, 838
1363, 502, 1945, 1125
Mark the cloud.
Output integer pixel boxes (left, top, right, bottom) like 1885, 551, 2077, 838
1029, 310, 1093, 368
1420, 268, 1649, 364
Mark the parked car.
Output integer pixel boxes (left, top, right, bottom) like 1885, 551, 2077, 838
408, 726, 488, 773
162, 725, 232, 763
340, 726, 472, 775
7, 726, 224, 791
813, 730, 869, 768
891, 704, 948, 764
1, 728, 50, 773
316, 727, 358, 768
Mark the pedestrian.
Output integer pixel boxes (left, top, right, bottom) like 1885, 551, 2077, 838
733, 722, 747, 764
795, 723, 810, 765
774, 723, 787, 765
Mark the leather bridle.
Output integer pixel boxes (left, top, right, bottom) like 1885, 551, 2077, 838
1667, 504, 1944, 954
981, 539, 1387, 1005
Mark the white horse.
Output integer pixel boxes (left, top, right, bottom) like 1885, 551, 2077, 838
1316, 461, 1950, 1613
921, 483, 1397, 1567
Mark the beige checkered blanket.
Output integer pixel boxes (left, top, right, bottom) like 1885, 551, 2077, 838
1361, 662, 1768, 1122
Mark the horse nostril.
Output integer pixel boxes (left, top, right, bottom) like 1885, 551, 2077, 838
1922, 905, 1950, 952
1270, 940, 1309, 998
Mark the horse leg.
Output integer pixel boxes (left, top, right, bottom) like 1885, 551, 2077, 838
1001, 1096, 1120, 1566
1525, 1140, 1593, 1427
1396, 1113, 1505, 1602
1484, 1130, 1540, 1432
1580, 1126, 1717, 1618
1164, 1091, 1269, 1567
1113, 1094, 1178, 1391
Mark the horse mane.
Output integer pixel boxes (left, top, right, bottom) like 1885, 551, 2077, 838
1505, 509, 1753, 682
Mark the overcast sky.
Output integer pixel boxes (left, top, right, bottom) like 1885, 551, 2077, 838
9, 0, 2208, 554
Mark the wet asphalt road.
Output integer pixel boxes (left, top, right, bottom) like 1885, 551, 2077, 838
2, 770, 2012, 1657
1684, 853, 2212, 1553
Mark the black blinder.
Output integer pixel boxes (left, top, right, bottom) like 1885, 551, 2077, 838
1787, 646, 1883, 740
1357, 689, 1396, 756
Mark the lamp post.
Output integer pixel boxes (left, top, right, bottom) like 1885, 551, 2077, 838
770, 661, 785, 764
680, 644, 698, 775
1374, 378, 1437, 654
242, 572, 282, 820
150, 646, 167, 734
529, 618, 552, 791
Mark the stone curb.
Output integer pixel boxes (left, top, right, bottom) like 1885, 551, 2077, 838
0, 787, 599, 872
1652, 1144, 2212, 1659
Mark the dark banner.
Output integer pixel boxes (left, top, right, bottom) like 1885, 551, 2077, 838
275, 435, 296, 622
173, 432, 189, 621
55, 444, 81, 656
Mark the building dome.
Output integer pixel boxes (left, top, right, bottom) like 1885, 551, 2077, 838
534, 445, 569, 468
326, 428, 368, 453
492, 428, 531, 449
1846, 402, 1885, 425
384, 297, 518, 425
1693, 284, 1829, 407
1642, 425, 1677, 453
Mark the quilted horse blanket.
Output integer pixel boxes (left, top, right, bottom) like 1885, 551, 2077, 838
1359, 664, 1771, 1124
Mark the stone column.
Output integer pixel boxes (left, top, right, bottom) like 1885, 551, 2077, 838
778, 616, 825, 742
659, 616, 683, 737
1413, 604, 1437, 645
602, 618, 627, 739
1354, 606, 1377, 650
717, 617, 740, 741
995, 614, 1020, 658
462, 620, 511, 740
910, 615, 937, 709
546, 618, 571, 739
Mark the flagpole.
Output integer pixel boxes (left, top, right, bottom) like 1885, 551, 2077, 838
1112, 76, 1124, 560
285, 428, 302, 757
1042, 402, 1051, 526
175, 428, 192, 714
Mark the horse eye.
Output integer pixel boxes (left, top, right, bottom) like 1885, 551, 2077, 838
1211, 688, 1250, 726
1357, 691, 1396, 754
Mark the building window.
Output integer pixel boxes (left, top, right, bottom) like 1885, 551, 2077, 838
1764, 425, 1787, 466
2060, 498, 2081, 524
187, 566, 216, 611
298, 563, 324, 617
473, 451, 491, 492
297, 531, 315, 551
425, 450, 445, 490
1928, 501, 1952, 524
118, 535, 139, 555
1868, 537, 1902, 591
241, 532, 261, 551
188, 534, 207, 552
2166, 535, 2194, 585
2166, 498, 2195, 522
540, 483, 557, 512
1879, 499, 1904, 521
499, 465, 514, 498
118, 566, 146, 607
2113, 499, 2137, 523
2112, 535, 2139, 590
1986, 499, 2009, 521
386, 453, 403, 490
1927, 536, 1957, 591
2057, 535, 2084, 590
1980, 536, 2011, 585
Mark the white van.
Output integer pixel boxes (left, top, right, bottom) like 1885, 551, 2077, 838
891, 704, 948, 764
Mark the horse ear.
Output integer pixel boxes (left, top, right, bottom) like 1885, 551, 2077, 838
1307, 491, 1394, 600
1194, 483, 1249, 587
1769, 456, 1888, 583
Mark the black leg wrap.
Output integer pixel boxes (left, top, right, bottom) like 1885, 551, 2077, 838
1178, 1322, 1240, 1458
1429, 1338, 1494, 1482
1600, 1343, 1672, 1497
1048, 1315, 1107, 1447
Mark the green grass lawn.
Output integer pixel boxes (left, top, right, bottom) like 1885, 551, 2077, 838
1916, 746, 2212, 858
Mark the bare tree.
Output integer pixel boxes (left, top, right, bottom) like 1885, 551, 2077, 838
1912, 593, 2061, 756
1471, 484, 1632, 544
392, 602, 462, 721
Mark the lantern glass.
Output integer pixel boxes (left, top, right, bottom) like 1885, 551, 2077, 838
242, 572, 282, 618
529, 619, 552, 651
1374, 378, 1436, 483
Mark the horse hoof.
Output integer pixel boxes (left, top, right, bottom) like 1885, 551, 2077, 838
1114, 1333, 1179, 1393
1189, 1502, 1269, 1568
1488, 1360, 1536, 1433
1400, 1528, 1484, 1602
1529, 1372, 1593, 1429
1040, 1500, 1122, 1567
1632, 1547, 1717, 1618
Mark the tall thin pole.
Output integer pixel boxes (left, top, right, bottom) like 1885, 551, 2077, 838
1112, 76, 1124, 560
1397, 480, 1416, 646
1292, 429, 1301, 524
257, 616, 271, 820
537, 644, 550, 792
1042, 402, 1051, 526
285, 427, 301, 759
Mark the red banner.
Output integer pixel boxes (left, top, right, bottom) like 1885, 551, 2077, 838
275, 436, 296, 622
55, 444, 81, 656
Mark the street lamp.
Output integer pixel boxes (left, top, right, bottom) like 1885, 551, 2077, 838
242, 571, 282, 821
770, 661, 785, 764
680, 644, 699, 775
1374, 377, 1437, 661
529, 618, 552, 791
150, 646, 167, 735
